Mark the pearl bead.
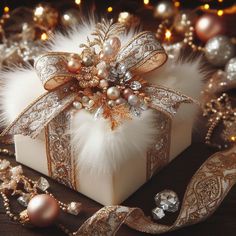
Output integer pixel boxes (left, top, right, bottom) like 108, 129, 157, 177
103, 45, 114, 56
109, 37, 121, 51
27, 194, 60, 227
99, 79, 109, 88
108, 100, 116, 107
67, 56, 81, 72
123, 88, 133, 99
128, 94, 139, 106
97, 68, 108, 79
82, 55, 93, 66
107, 86, 120, 100
73, 101, 82, 110
116, 98, 126, 105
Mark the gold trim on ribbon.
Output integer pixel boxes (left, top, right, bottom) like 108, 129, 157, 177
75, 146, 236, 235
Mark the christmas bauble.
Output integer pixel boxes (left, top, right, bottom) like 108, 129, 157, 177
154, 0, 176, 19
225, 57, 236, 81
205, 35, 235, 66
195, 14, 225, 42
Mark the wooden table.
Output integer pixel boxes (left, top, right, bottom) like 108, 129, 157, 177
0, 142, 236, 236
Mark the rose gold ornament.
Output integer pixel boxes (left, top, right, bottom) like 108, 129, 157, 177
195, 14, 225, 42
27, 194, 60, 227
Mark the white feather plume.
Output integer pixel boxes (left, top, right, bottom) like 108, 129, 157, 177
0, 19, 204, 175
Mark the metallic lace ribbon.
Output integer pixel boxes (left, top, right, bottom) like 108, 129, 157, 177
1, 31, 195, 189
75, 146, 236, 235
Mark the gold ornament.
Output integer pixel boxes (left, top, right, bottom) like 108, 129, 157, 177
34, 4, 59, 29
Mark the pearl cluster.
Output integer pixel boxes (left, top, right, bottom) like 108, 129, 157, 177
66, 36, 149, 118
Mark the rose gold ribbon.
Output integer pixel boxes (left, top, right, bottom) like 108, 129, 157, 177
75, 146, 236, 235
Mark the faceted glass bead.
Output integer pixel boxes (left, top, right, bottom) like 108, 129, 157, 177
17, 194, 30, 207
67, 202, 82, 215
155, 190, 179, 212
152, 207, 165, 220
130, 81, 142, 90
36, 177, 50, 191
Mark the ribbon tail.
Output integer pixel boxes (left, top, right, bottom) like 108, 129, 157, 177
1, 81, 78, 138
145, 85, 199, 118
75, 146, 236, 235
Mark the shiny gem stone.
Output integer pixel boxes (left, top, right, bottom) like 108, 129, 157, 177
10, 165, 23, 177
17, 194, 30, 207
130, 107, 141, 117
36, 177, 50, 191
67, 202, 82, 215
152, 207, 165, 220
130, 81, 142, 90
124, 71, 133, 82
155, 190, 179, 212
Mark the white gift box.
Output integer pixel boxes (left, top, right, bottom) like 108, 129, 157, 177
14, 103, 193, 205
0, 23, 203, 205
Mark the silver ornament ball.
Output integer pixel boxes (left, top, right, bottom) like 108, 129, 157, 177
225, 57, 236, 81
205, 35, 235, 66
154, 0, 176, 19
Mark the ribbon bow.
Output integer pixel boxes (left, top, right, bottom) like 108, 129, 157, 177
1, 29, 194, 139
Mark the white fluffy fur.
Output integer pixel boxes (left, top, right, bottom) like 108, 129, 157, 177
0, 20, 204, 174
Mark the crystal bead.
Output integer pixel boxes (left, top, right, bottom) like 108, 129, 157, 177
0, 160, 10, 171
36, 177, 50, 191
17, 194, 30, 207
130, 81, 142, 90
130, 107, 141, 117
155, 190, 179, 212
10, 165, 23, 177
67, 202, 82, 215
124, 71, 133, 82
152, 207, 165, 220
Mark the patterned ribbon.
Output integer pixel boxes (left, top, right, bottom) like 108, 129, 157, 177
1, 31, 195, 189
75, 146, 236, 235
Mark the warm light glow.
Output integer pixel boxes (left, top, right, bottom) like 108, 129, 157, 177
75, 0, 81, 5
217, 10, 224, 16
204, 4, 210, 10
165, 29, 172, 40
34, 6, 44, 16
107, 6, 113, 12
143, 0, 149, 5
4, 6, 10, 13
174, 1, 180, 7
230, 135, 236, 142
41, 33, 48, 41
218, 0, 223, 2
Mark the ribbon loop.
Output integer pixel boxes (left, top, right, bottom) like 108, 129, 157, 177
35, 52, 77, 91
117, 32, 167, 74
